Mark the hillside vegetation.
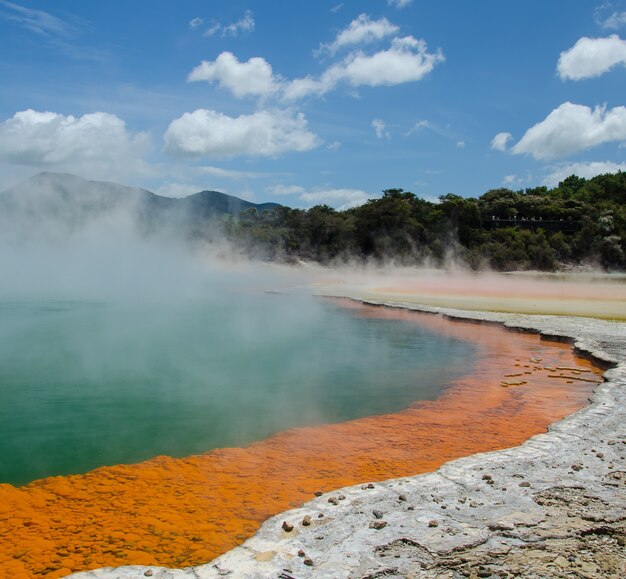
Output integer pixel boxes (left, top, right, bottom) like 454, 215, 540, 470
226, 172, 626, 271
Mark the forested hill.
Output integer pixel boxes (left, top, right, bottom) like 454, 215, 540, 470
225, 172, 626, 271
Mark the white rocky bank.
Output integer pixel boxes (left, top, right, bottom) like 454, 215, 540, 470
72, 302, 626, 579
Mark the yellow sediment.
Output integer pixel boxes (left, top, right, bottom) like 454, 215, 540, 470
0, 303, 604, 579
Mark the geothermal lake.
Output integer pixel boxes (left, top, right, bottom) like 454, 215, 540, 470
0, 293, 476, 486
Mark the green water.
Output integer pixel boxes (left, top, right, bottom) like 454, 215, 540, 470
0, 294, 476, 486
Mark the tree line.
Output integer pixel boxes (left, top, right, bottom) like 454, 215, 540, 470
219, 172, 626, 271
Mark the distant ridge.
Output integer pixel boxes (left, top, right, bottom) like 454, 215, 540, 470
0, 172, 282, 237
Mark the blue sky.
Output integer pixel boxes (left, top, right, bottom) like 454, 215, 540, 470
1, 0, 626, 208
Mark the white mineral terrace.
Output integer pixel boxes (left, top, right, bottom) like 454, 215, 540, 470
72, 301, 626, 579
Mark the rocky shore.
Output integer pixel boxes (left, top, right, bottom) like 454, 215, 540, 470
72, 302, 626, 579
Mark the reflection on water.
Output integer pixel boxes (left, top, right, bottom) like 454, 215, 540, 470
0, 295, 475, 485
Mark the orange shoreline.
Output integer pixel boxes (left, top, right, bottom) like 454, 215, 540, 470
0, 303, 604, 578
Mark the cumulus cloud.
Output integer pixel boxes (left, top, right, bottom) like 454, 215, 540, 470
222, 10, 254, 37
300, 188, 371, 210
0, 109, 151, 185
511, 102, 626, 160
372, 118, 390, 139
284, 36, 444, 100
388, 0, 413, 8
543, 160, 626, 186
164, 108, 320, 158
557, 35, 626, 80
491, 132, 513, 151
317, 14, 399, 55
188, 52, 281, 99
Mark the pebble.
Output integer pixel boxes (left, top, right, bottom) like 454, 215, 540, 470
297, 549, 305, 557
372, 510, 384, 519
302, 515, 312, 526
519, 481, 531, 487
314, 491, 323, 497
144, 572, 153, 578
328, 497, 339, 505
303, 557, 314, 566
369, 520, 387, 530
428, 520, 439, 527
282, 521, 294, 532
398, 494, 407, 502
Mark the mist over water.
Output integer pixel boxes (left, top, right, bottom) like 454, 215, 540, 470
0, 193, 477, 486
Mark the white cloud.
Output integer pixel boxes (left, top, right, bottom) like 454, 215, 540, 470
299, 188, 371, 210
189, 17, 203, 29
203, 23, 220, 37
284, 36, 444, 100
372, 118, 390, 139
0, 109, 151, 184
330, 3, 344, 13
222, 10, 254, 37
511, 102, 626, 160
456, 140, 465, 148
406, 119, 430, 135
327, 140, 341, 151
0, 0, 76, 38
164, 108, 320, 159
594, 2, 626, 29
318, 14, 399, 55
503, 174, 520, 186
557, 35, 626, 80
0, 0, 107, 60
491, 131, 513, 151
196, 166, 264, 179
188, 52, 281, 99
266, 184, 306, 195
388, 0, 413, 8
543, 160, 626, 186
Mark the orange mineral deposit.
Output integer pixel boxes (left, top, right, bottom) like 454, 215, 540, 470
0, 303, 604, 578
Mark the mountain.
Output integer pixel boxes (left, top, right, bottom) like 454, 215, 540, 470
0, 172, 282, 238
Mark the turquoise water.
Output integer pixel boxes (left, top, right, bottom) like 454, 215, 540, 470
0, 295, 476, 486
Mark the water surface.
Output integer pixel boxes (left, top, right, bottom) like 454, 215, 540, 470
0, 294, 476, 485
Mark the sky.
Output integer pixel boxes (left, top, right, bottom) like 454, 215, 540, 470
1, 0, 626, 209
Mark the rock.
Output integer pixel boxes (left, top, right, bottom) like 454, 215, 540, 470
367, 483, 375, 489
428, 520, 439, 527
519, 481, 531, 487
328, 497, 338, 505
297, 550, 305, 557
572, 463, 583, 471
398, 494, 407, 502
369, 520, 387, 530
338, 494, 346, 500
282, 521, 294, 532
303, 557, 314, 566
372, 509, 384, 519
143, 572, 153, 578
314, 491, 323, 497
302, 515, 312, 526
